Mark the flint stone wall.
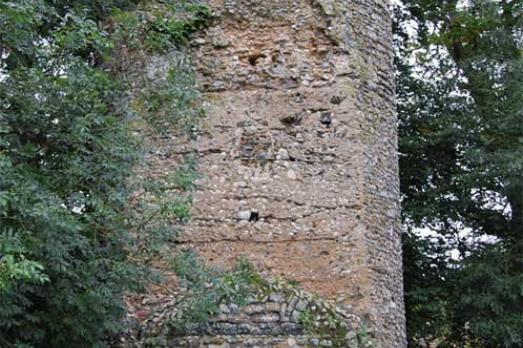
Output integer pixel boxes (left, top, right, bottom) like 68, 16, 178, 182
147, 0, 406, 346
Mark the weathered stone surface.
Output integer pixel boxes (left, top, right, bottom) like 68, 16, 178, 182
140, 0, 406, 347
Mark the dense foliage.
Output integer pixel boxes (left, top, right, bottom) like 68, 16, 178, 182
2, 0, 521, 347
394, 0, 523, 346
0, 1, 209, 347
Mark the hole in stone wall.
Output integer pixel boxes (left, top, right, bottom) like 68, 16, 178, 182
249, 211, 260, 222
248, 53, 265, 66
320, 111, 332, 127
280, 112, 302, 126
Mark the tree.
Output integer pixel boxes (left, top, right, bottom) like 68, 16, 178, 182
0, 1, 145, 347
394, 0, 523, 346
0, 0, 212, 345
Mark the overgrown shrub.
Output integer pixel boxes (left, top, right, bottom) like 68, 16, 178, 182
170, 251, 267, 333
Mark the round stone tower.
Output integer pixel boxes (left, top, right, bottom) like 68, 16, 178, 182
172, 0, 406, 346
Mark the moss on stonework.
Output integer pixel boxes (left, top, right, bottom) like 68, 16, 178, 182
312, 0, 337, 16
111, 1, 211, 54
298, 306, 349, 347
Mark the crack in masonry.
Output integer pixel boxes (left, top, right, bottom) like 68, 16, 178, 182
158, 148, 341, 159
202, 83, 304, 93
208, 125, 325, 134
191, 207, 355, 224
151, 153, 339, 165
261, 210, 349, 221
175, 236, 340, 245
160, 148, 223, 156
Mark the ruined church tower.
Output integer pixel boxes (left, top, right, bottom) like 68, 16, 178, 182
166, 0, 406, 346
